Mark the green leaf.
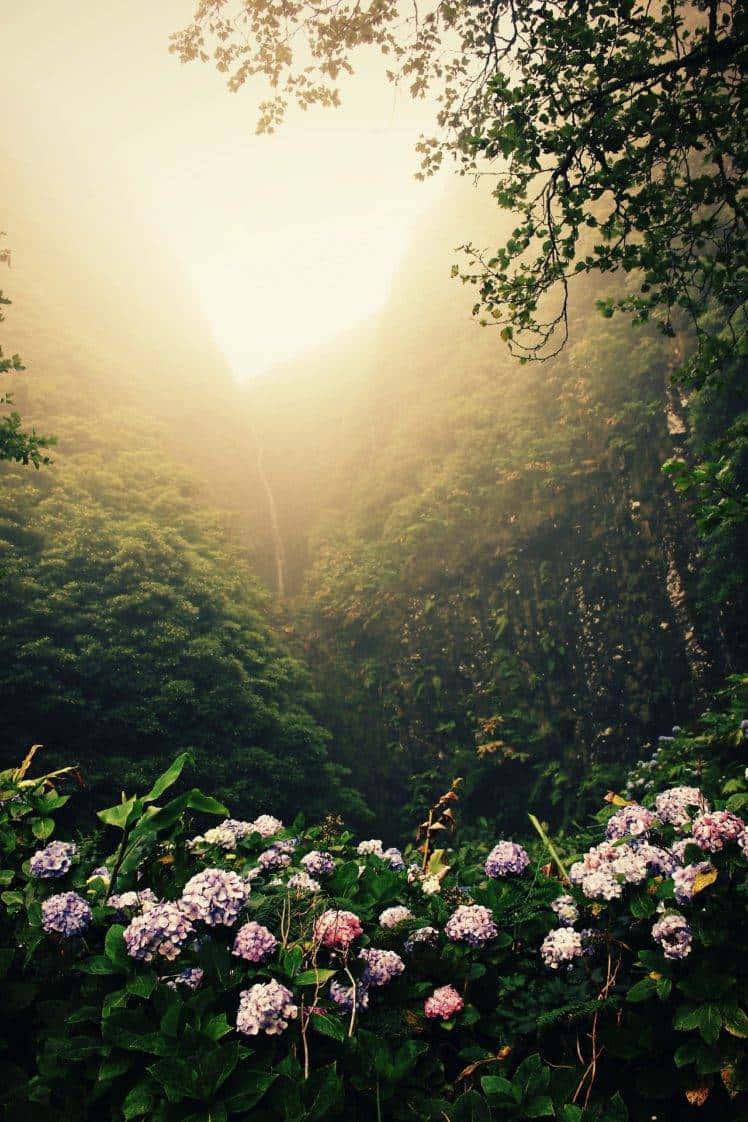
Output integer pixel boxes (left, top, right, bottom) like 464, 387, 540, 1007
127, 972, 157, 999
525, 1095, 554, 1118
204, 1013, 232, 1041
722, 1005, 748, 1038
143, 753, 193, 803
698, 1003, 722, 1044
673, 1003, 700, 1031
31, 816, 55, 840
222, 1072, 276, 1113
105, 924, 130, 969
97, 796, 141, 830
295, 968, 337, 986
310, 1011, 347, 1043
481, 1075, 519, 1103
557, 1107, 582, 1122
122, 1082, 155, 1119
626, 977, 656, 1003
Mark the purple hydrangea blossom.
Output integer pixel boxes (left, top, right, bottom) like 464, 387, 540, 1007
382, 847, 406, 871
87, 865, 111, 886
541, 928, 584, 969
404, 926, 439, 954
330, 979, 369, 1012
485, 841, 530, 878
652, 913, 692, 959
232, 921, 278, 963
606, 804, 656, 840
300, 850, 335, 877
672, 861, 714, 904
236, 980, 297, 1035
359, 948, 405, 986
123, 901, 194, 962
258, 846, 292, 871
635, 843, 678, 877
424, 984, 464, 1020
691, 810, 745, 853
550, 894, 579, 926
445, 904, 497, 946
108, 888, 158, 913
165, 967, 204, 990
41, 892, 92, 937
201, 819, 255, 850
180, 868, 247, 926
378, 906, 413, 929
287, 871, 320, 893
30, 840, 76, 879
654, 787, 709, 829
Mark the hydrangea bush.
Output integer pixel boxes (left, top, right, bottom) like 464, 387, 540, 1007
0, 687, 746, 1120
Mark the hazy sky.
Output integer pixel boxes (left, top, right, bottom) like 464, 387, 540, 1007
3, 0, 443, 378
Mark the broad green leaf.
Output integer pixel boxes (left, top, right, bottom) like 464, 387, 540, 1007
143, 753, 192, 803
295, 968, 337, 985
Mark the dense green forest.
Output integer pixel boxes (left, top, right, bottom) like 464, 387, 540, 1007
2, 169, 746, 838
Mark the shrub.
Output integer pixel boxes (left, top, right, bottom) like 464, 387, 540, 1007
0, 692, 747, 1120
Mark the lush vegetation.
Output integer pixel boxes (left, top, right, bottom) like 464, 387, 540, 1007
1, 678, 746, 1120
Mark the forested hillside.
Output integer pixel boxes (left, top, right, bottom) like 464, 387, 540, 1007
0, 155, 366, 824
242, 185, 746, 837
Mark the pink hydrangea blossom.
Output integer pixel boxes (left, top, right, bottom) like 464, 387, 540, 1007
314, 909, 363, 949
424, 985, 464, 1020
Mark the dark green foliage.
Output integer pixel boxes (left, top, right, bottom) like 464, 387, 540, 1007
0, 684, 746, 1120
0, 409, 367, 826
0, 275, 54, 467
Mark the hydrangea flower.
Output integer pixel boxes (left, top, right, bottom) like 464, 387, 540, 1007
382, 846, 406, 871
108, 888, 158, 913
485, 841, 530, 877
577, 869, 623, 901
420, 874, 441, 895
424, 985, 464, 1020
652, 913, 692, 959
287, 871, 321, 894
445, 904, 497, 946
249, 815, 284, 839
200, 818, 256, 850
357, 839, 385, 859
550, 894, 579, 926
654, 787, 709, 829
232, 921, 278, 963
314, 909, 363, 949
359, 948, 405, 986
300, 850, 335, 877
29, 840, 76, 879
541, 927, 584, 969
123, 901, 194, 961
41, 892, 92, 937
258, 846, 292, 871
180, 868, 247, 926
236, 980, 297, 1035
330, 979, 369, 1012
164, 967, 204, 990
378, 906, 413, 929
404, 926, 439, 954
606, 804, 656, 840
691, 810, 745, 853
672, 861, 714, 904
635, 843, 677, 877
